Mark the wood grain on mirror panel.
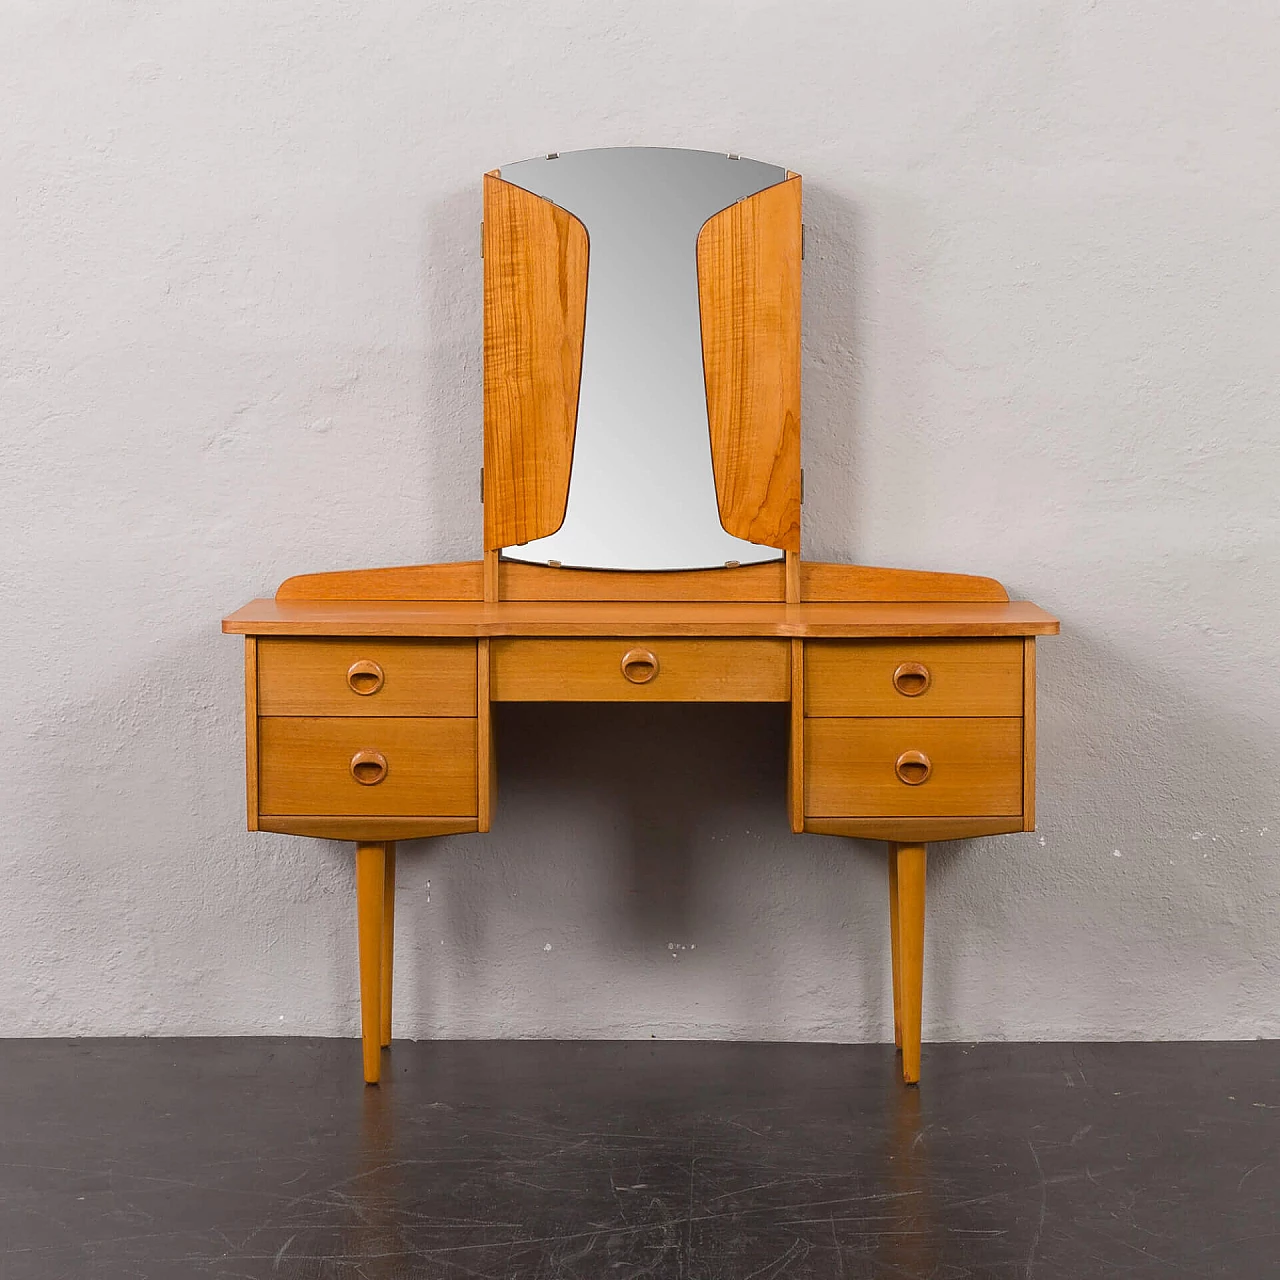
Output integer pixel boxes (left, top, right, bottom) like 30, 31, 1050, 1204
482, 174, 588, 552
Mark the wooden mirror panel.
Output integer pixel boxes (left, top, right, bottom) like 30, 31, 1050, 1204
482, 174, 588, 552
697, 175, 802, 552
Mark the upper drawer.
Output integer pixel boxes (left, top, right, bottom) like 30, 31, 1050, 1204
805, 638, 1023, 717
257, 639, 476, 716
490, 638, 790, 702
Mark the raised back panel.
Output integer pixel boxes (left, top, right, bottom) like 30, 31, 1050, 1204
482, 174, 589, 551
697, 175, 802, 552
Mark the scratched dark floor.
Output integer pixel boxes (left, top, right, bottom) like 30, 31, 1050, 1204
2, 1040, 1276, 1279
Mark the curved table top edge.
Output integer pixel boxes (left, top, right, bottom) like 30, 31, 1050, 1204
223, 598, 1060, 638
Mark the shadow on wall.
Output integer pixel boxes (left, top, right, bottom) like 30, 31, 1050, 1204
407, 701, 890, 1040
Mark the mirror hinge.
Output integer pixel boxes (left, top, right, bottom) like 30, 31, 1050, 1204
479, 467, 484, 503
800, 468, 805, 504
480, 222, 484, 257
800, 224, 806, 260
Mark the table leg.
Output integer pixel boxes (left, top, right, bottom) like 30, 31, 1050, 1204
355, 842, 386, 1084
380, 843, 396, 1049
888, 850, 902, 1050
891, 842, 927, 1085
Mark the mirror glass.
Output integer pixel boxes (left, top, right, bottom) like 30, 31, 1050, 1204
498, 146, 788, 571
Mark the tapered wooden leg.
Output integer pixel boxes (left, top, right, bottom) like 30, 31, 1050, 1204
355, 842, 386, 1085
380, 843, 396, 1048
892, 842, 927, 1086
888, 851, 903, 1050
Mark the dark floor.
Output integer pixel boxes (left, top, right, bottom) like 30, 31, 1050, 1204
1, 1040, 1276, 1279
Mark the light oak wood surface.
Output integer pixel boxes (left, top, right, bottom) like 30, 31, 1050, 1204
490, 637, 790, 702
483, 175, 588, 551
267, 560, 1011, 605
477, 638, 495, 832
785, 550, 801, 604
258, 717, 478, 817
483, 548, 499, 604
890, 842, 927, 1085
278, 561, 484, 602
355, 842, 386, 1083
244, 637, 258, 832
804, 716, 1023, 817
697, 176, 802, 552
257, 816, 478, 840
788, 639, 804, 833
804, 638, 1023, 717
804, 816, 1024, 841
225, 598, 1060, 638
801, 562, 1007, 603
257, 638, 477, 717
1023, 637, 1037, 832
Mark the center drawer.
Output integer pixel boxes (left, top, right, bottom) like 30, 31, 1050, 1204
490, 638, 790, 702
258, 717, 478, 816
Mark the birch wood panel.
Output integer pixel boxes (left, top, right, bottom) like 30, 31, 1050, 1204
483, 174, 589, 551
225, 598, 1062, 638
804, 716, 1023, 817
804, 638, 1024, 717
258, 717, 478, 817
490, 637, 789, 701
697, 176, 802, 552
257, 638, 477, 717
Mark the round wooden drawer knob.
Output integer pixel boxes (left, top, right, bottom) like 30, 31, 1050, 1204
347, 660, 385, 696
350, 750, 389, 786
620, 647, 660, 684
892, 661, 932, 697
895, 750, 932, 786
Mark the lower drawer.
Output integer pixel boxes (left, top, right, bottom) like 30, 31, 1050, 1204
804, 717, 1023, 817
490, 637, 790, 701
258, 717, 477, 817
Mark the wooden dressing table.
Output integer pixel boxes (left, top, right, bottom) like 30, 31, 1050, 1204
224, 149, 1058, 1085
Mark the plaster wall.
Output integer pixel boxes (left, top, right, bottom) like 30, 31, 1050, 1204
3, 0, 1277, 1041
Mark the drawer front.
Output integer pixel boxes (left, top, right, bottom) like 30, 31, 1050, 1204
258, 717, 477, 816
804, 717, 1023, 817
805, 639, 1022, 717
258, 639, 476, 716
490, 638, 790, 702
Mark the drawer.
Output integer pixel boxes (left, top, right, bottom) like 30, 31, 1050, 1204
804, 639, 1022, 717
490, 638, 789, 701
257, 639, 476, 716
804, 717, 1023, 817
258, 717, 477, 816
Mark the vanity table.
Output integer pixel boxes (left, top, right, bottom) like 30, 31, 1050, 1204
223, 148, 1058, 1085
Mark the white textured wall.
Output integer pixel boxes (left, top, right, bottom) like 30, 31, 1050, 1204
3, 1, 1277, 1041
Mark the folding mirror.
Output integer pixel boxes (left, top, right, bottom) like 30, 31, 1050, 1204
482, 146, 802, 571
